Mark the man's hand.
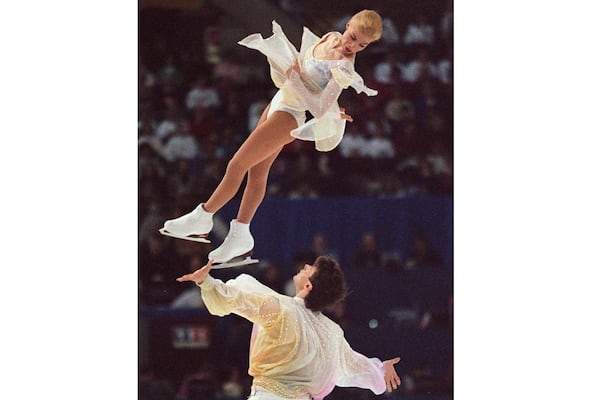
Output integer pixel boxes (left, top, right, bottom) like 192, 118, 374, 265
382, 357, 401, 392
176, 259, 214, 285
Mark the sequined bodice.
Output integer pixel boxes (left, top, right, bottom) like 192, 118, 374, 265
302, 48, 353, 91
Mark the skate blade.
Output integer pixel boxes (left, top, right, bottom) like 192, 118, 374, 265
159, 228, 211, 243
211, 257, 260, 269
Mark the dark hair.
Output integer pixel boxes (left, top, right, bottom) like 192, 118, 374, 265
304, 256, 348, 312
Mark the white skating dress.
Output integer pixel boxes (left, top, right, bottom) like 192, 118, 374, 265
238, 21, 378, 152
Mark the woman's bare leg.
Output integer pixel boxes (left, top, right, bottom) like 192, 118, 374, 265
237, 147, 283, 223
203, 110, 297, 214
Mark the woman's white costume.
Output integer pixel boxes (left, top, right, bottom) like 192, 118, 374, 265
238, 21, 378, 152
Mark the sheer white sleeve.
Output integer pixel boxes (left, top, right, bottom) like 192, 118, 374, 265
238, 21, 299, 88
335, 338, 387, 395
331, 65, 378, 96
199, 274, 282, 327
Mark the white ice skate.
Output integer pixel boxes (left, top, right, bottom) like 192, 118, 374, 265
159, 204, 213, 243
208, 220, 259, 269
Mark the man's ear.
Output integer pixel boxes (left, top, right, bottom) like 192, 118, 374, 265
346, 22, 350, 30
305, 281, 313, 292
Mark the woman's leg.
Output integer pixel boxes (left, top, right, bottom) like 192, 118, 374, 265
236, 147, 283, 224
203, 110, 297, 214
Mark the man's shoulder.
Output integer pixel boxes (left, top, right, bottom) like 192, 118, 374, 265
230, 274, 283, 298
316, 311, 344, 335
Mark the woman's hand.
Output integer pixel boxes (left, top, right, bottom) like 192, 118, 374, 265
339, 107, 353, 122
176, 259, 214, 285
382, 357, 402, 392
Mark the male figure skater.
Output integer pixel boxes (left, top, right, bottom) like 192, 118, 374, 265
176, 255, 401, 399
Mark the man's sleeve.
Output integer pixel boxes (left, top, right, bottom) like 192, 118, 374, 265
335, 336, 387, 395
198, 274, 280, 327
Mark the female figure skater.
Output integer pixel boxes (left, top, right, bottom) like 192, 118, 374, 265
161, 10, 383, 267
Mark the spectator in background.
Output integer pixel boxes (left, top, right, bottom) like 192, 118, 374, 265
364, 128, 396, 174
156, 55, 184, 100
139, 367, 176, 400
246, 95, 270, 134
413, 80, 445, 127
423, 105, 449, 141
287, 181, 319, 199
139, 201, 167, 246
439, 0, 454, 47
311, 233, 338, 260
401, 360, 438, 395
213, 50, 245, 87
139, 153, 168, 221
176, 362, 219, 400
279, 0, 305, 27
139, 124, 167, 176
338, 126, 368, 160
220, 366, 249, 400
383, 87, 416, 130
404, 233, 443, 269
188, 105, 219, 142
286, 153, 318, 199
166, 158, 203, 205
403, 14, 435, 47
354, 233, 382, 269
292, 233, 338, 272
185, 75, 221, 111
373, 51, 403, 86
436, 46, 453, 86
213, 51, 245, 107
402, 48, 437, 84
139, 122, 166, 160
154, 104, 180, 142
426, 139, 452, 177
163, 122, 200, 163
156, 55, 184, 87
139, 63, 156, 104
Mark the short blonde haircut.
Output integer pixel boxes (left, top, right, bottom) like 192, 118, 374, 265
349, 9, 383, 41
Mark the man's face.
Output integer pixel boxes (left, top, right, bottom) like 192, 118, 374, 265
293, 263, 317, 292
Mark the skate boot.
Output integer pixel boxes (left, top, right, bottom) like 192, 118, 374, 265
159, 204, 213, 243
208, 220, 259, 269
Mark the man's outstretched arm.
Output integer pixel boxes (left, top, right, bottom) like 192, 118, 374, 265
335, 338, 402, 395
176, 259, 280, 326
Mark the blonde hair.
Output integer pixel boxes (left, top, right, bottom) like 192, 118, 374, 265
349, 9, 383, 41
